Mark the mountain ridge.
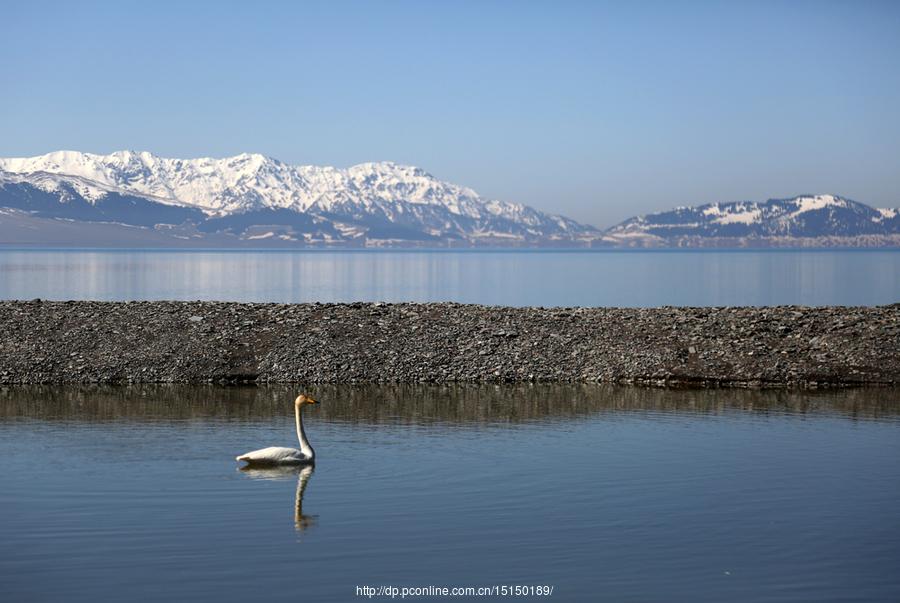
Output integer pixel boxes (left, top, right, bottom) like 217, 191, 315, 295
0, 150, 597, 246
605, 194, 900, 247
0, 150, 898, 247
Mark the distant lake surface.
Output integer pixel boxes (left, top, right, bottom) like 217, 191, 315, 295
0, 249, 897, 306
2, 385, 899, 602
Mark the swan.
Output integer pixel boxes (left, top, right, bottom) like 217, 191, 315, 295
236, 394, 318, 465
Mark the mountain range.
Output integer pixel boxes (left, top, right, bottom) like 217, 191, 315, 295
0, 151, 897, 247
605, 194, 900, 248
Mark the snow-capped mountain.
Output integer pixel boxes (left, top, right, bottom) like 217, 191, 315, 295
605, 194, 900, 247
0, 150, 598, 246
1, 152, 898, 248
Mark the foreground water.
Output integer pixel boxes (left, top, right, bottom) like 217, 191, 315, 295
1, 385, 898, 602
0, 249, 897, 306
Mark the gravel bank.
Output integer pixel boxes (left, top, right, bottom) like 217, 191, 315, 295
0, 300, 897, 387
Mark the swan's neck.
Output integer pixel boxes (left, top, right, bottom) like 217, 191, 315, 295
295, 404, 315, 459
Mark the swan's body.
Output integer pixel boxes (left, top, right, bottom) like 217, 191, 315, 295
236, 446, 311, 465
236, 394, 317, 466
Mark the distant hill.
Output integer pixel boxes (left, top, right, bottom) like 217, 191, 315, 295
604, 194, 900, 248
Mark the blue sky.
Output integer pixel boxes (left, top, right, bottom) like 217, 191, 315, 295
2, 1, 899, 226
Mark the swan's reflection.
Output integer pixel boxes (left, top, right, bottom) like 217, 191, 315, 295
239, 465, 317, 531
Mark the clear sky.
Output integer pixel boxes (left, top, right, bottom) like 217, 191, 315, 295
2, 1, 899, 227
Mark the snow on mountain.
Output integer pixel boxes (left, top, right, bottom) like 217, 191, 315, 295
0, 151, 563, 223
0, 150, 599, 245
0, 169, 118, 203
0, 150, 324, 214
605, 194, 900, 246
3, 151, 897, 248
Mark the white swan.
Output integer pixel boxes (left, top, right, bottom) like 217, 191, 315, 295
236, 394, 318, 465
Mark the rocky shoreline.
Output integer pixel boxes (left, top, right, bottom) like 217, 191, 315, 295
0, 300, 897, 387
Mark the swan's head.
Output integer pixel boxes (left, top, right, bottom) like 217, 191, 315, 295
295, 394, 318, 407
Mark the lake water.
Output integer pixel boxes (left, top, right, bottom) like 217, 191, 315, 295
2, 385, 899, 602
0, 249, 897, 307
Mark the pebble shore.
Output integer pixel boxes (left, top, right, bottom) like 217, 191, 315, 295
0, 300, 897, 387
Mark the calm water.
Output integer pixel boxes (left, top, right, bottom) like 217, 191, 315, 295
1, 385, 899, 602
0, 249, 897, 306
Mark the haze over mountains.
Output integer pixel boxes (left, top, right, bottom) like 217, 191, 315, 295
0, 151, 897, 248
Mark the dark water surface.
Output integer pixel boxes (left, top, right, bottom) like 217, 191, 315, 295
0, 249, 897, 306
1, 385, 899, 602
